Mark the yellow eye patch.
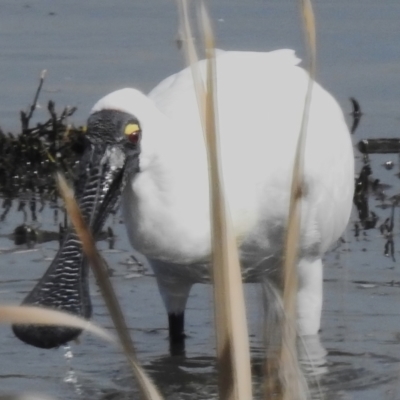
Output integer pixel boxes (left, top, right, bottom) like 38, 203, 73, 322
124, 123, 140, 136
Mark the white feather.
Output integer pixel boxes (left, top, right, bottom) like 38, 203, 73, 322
92, 50, 354, 333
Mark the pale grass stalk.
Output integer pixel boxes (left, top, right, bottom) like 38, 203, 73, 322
0, 394, 57, 400
56, 173, 164, 400
177, 2, 253, 399
0, 306, 112, 400
269, 0, 317, 399
176, 0, 205, 126
0, 305, 114, 344
201, 4, 253, 400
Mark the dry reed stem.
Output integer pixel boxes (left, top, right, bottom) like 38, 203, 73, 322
56, 173, 164, 400
0, 394, 57, 400
177, 0, 206, 128
269, 0, 317, 399
177, 1, 253, 399
0, 305, 114, 343
200, 4, 253, 400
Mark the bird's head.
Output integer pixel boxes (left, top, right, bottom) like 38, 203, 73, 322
76, 88, 155, 226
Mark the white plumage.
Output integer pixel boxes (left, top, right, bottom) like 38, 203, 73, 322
92, 49, 354, 337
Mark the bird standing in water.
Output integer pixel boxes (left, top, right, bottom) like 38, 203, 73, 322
13, 49, 354, 350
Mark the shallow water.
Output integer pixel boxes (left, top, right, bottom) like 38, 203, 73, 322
0, 1, 400, 399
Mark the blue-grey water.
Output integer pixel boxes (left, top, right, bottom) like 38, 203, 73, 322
0, 0, 400, 399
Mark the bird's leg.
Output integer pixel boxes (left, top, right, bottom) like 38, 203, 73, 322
168, 312, 186, 356
168, 312, 185, 343
296, 259, 327, 378
151, 261, 193, 355
296, 258, 323, 336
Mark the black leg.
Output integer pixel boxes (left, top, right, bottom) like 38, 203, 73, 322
168, 312, 185, 342
168, 312, 185, 356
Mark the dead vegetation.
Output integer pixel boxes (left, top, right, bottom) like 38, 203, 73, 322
0, 72, 86, 222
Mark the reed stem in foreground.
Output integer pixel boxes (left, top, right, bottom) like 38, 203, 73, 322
177, 2, 253, 399
57, 173, 164, 400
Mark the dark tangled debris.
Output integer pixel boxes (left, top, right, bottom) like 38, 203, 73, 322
350, 97, 400, 259
379, 204, 396, 261
353, 164, 378, 230
0, 72, 86, 223
358, 139, 400, 154
349, 97, 363, 134
0, 88, 398, 259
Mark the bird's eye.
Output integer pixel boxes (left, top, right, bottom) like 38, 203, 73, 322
124, 123, 141, 145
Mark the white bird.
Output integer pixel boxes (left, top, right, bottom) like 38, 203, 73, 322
13, 49, 354, 350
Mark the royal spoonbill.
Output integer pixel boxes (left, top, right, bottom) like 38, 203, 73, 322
13, 49, 354, 349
